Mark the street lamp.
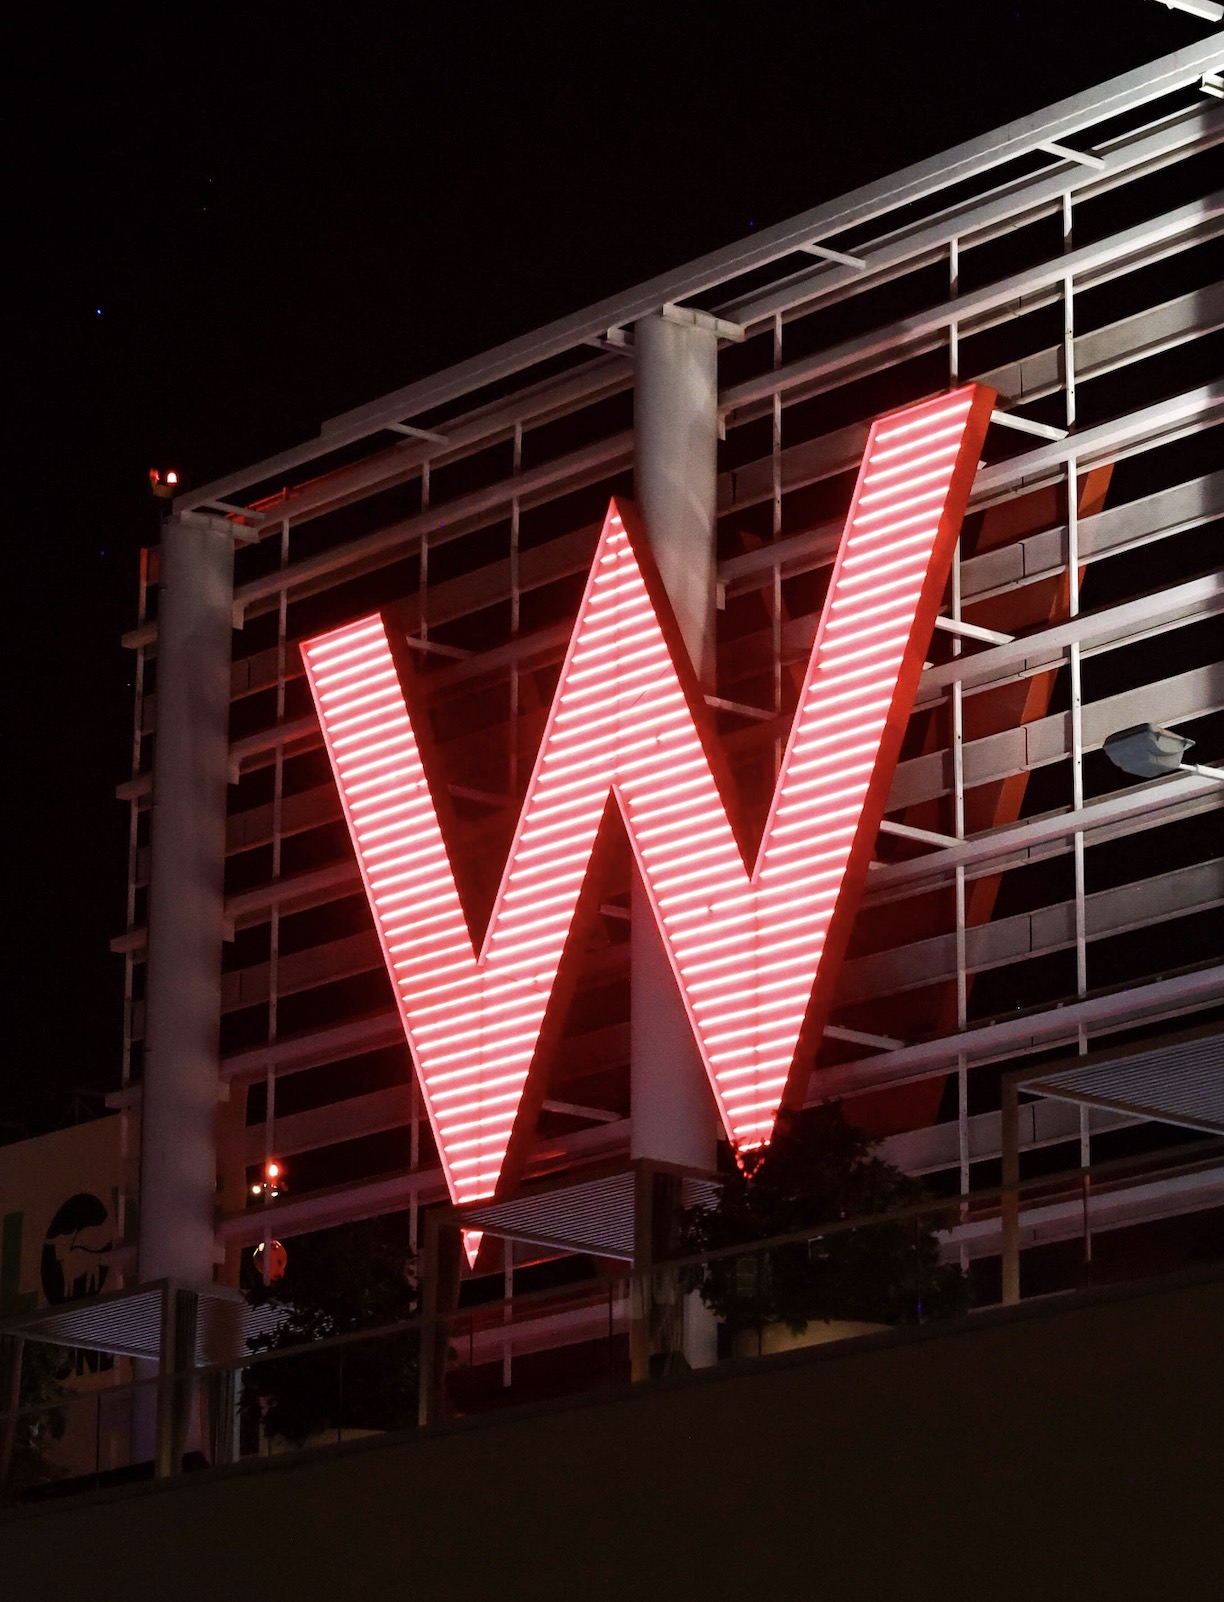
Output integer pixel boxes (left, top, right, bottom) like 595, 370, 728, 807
1103, 723, 1224, 782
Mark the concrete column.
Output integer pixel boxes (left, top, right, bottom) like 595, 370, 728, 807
632, 311, 718, 684
632, 311, 720, 1369
138, 512, 234, 1290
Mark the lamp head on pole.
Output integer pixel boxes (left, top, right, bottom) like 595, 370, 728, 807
1103, 723, 1194, 779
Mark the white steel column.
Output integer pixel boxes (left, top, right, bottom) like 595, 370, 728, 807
630, 311, 720, 1172
631, 311, 720, 1371
632, 312, 718, 683
138, 511, 234, 1289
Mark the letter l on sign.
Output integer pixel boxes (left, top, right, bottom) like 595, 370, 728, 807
302, 383, 995, 1223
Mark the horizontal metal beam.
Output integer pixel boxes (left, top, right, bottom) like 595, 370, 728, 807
233, 429, 632, 623
206, 654, 1221, 837
812, 964, 1224, 1100
720, 100, 1222, 332
915, 571, 1224, 706
945, 1165, 1224, 1263
191, 836, 1223, 1030
164, 103, 1220, 550
115, 760, 1223, 957
974, 381, 1224, 503
126, 286, 1217, 656
216, 1114, 628, 1247
722, 459, 1220, 607
720, 193, 1222, 421
890, 661, 1224, 809
866, 771, 1224, 904
174, 40, 1223, 516
840, 860, 1223, 1004
879, 1099, 1135, 1177
723, 373, 1220, 528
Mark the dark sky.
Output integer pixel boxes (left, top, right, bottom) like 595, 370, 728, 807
7, 1, 1215, 1137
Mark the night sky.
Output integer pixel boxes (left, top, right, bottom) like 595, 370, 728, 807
7, 2, 1215, 1138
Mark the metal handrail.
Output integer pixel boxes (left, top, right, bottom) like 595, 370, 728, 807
2, 1134, 1220, 1429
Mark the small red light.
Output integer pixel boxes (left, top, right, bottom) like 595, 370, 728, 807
253, 1239, 288, 1282
266, 1161, 280, 1179
165, 470, 179, 486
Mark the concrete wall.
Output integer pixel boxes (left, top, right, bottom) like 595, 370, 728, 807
3, 1268, 1222, 1602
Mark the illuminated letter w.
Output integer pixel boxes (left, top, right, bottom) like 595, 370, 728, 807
302, 385, 993, 1211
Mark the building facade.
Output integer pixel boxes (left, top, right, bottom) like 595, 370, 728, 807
107, 37, 1222, 1322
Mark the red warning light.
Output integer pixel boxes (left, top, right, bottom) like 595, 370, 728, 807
253, 1239, 288, 1282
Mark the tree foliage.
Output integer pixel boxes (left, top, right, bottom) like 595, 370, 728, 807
0, 1339, 72, 1499
677, 1107, 970, 1333
242, 1219, 419, 1447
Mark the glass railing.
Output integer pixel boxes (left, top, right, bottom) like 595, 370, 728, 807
3, 1137, 1220, 1502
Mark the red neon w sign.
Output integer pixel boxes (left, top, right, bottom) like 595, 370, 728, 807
302, 385, 993, 1209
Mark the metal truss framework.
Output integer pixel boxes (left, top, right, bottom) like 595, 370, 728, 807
116, 37, 1224, 1260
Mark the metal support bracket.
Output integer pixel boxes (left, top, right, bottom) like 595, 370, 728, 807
823, 1024, 906, 1050
541, 1099, 622, 1124
879, 819, 960, 849
199, 500, 268, 537
991, 407, 1069, 441
1038, 139, 1107, 170
799, 242, 867, 270
933, 614, 1015, 646
387, 422, 449, 445
449, 784, 511, 807
403, 635, 472, 660
660, 302, 746, 343
585, 327, 634, 357
705, 694, 775, 722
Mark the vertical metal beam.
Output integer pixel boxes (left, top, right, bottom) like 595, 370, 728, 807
1001, 1078, 1021, 1306
949, 236, 960, 384
261, 517, 290, 1283
509, 420, 523, 796
0, 1335, 25, 1496
952, 542, 971, 1248
120, 549, 151, 1273
154, 1285, 199, 1479
139, 512, 234, 1290
412, 464, 430, 1261
629, 1161, 655, 1383
417, 1211, 461, 1426
409, 1075, 421, 1253
1063, 189, 1093, 1191
772, 313, 784, 772
502, 1239, 514, 1389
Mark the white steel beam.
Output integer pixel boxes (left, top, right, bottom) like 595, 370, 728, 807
720, 195, 1222, 421
172, 41, 1224, 517
915, 571, 1224, 706
866, 771, 1224, 902
721, 102, 1222, 331
840, 860, 1223, 1004
812, 965, 1224, 1099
